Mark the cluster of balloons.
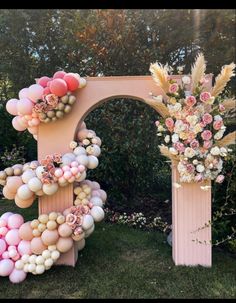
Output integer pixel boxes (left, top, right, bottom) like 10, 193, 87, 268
5, 71, 86, 140
0, 123, 102, 208
0, 182, 106, 283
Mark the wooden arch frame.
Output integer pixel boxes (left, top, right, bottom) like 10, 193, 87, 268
38, 76, 212, 267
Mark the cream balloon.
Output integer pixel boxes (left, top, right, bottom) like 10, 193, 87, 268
90, 206, 105, 222
42, 183, 58, 195
28, 177, 42, 192
22, 170, 36, 184
76, 155, 89, 166
90, 197, 103, 208
82, 215, 94, 230
87, 156, 99, 169
35, 166, 45, 179
17, 184, 34, 200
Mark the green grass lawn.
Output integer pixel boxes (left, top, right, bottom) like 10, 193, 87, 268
0, 199, 235, 299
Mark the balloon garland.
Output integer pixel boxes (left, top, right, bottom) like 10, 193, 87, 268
5, 71, 86, 140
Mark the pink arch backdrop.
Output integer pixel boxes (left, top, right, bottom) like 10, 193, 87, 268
38, 76, 212, 267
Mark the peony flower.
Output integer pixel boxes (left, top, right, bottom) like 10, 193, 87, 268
220, 147, 228, 157
182, 76, 191, 85
200, 91, 211, 102
33, 102, 45, 113
203, 140, 212, 149
169, 97, 177, 105
169, 83, 179, 94
164, 135, 170, 143
185, 96, 196, 107
210, 146, 220, 156
45, 94, 59, 107
69, 141, 78, 149
53, 153, 62, 163
213, 120, 223, 130
169, 147, 178, 155
201, 130, 212, 141
216, 175, 225, 183
171, 133, 179, 143
174, 142, 185, 153
190, 139, 199, 149
202, 113, 213, 125
184, 147, 195, 158
179, 131, 189, 140
66, 214, 77, 226
186, 164, 195, 173
165, 118, 174, 129
196, 164, 205, 173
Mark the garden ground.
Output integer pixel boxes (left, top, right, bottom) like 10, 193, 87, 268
0, 199, 235, 299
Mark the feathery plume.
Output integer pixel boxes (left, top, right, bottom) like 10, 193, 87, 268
191, 53, 206, 90
149, 63, 170, 93
215, 131, 236, 147
211, 63, 235, 97
144, 98, 170, 118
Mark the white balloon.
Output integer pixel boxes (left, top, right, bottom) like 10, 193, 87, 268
23, 264, 29, 273
84, 224, 95, 238
42, 250, 51, 259
63, 153, 76, 161
76, 155, 89, 166
22, 170, 36, 184
42, 183, 58, 195
87, 156, 98, 169
28, 263, 36, 272
28, 177, 42, 192
21, 254, 30, 263
90, 196, 103, 208
82, 214, 94, 230
61, 156, 72, 166
77, 238, 85, 251
44, 258, 53, 267
35, 264, 45, 275
36, 166, 45, 179
29, 255, 37, 264
90, 206, 105, 222
36, 256, 45, 265
17, 184, 34, 200
51, 250, 60, 260
15, 260, 24, 270
73, 146, 86, 156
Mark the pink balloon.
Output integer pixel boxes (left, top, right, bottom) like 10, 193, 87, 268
5, 229, 21, 246
0, 259, 14, 276
71, 161, 79, 167
7, 176, 23, 194
54, 168, 63, 178
38, 76, 51, 88
46, 80, 52, 87
0, 239, 7, 255
91, 190, 101, 197
7, 214, 24, 229
43, 87, 51, 95
17, 98, 34, 115
18, 88, 29, 99
63, 73, 80, 91
17, 240, 32, 256
2, 251, 10, 259
1, 212, 14, 221
0, 219, 7, 228
78, 165, 85, 173
28, 126, 38, 135
28, 84, 44, 102
6, 99, 19, 116
11, 253, 20, 261
62, 165, 70, 172
0, 227, 8, 237
31, 118, 40, 126
12, 116, 27, 131
64, 171, 72, 180
49, 79, 68, 96
9, 268, 27, 283
71, 167, 78, 175
53, 71, 67, 79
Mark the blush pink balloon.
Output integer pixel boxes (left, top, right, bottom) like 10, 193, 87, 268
71, 161, 79, 167
12, 116, 27, 131
53, 71, 67, 79
91, 190, 101, 197
0, 219, 7, 228
68, 176, 75, 183
62, 165, 70, 172
0, 227, 8, 237
30, 237, 47, 255
7, 214, 24, 229
78, 165, 85, 173
0, 259, 14, 276
17, 98, 33, 115
19, 222, 33, 241
18, 88, 29, 99
17, 240, 32, 256
11, 253, 20, 261
5, 229, 21, 246
54, 168, 63, 178
2, 251, 10, 259
38, 76, 51, 88
6, 99, 19, 116
31, 118, 40, 126
63, 73, 80, 91
0, 239, 7, 255
71, 167, 78, 175
43, 87, 51, 95
63, 171, 72, 180
7, 176, 23, 194
49, 79, 68, 96
9, 268, 27, 283
1, 212, 14, 221
28, 84, 44, 102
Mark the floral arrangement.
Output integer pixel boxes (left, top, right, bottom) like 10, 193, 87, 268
5, 71, 86, 140
145, 53, 236, 184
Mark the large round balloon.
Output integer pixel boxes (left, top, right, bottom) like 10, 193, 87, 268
6, 99, 19, 116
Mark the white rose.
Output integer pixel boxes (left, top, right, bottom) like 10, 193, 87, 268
164, 135, 170, 143
158, 125, 165, 132
196, 164, 205, 173
210, 146, 220, 156
184, 147, 195, 158
172, 134, 179, 143
182, 76, 191, 84
169, 147, 178, 155
193, 159, 198, 165
186, 115, 198, 126
214, 115, 223, 121
214, 130, 224, 140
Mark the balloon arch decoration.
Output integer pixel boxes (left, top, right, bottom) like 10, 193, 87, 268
0, 55, 235, 283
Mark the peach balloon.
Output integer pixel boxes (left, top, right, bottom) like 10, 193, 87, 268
7, 214, 24, 229
58, 223, 72, 238
3, 186, 15, 200
30, 237, 47, 255
19, 222, 34, 241
15, 194, 35, 209
31, 118, 40, 126
41, 229, 59, 246
28, 126, 38, 135
56, 237, 73, 253
6, 99, 19, 116
49, 79, 68, 96
17, 98, 33, 115
38, 76, 51, 87
7, 176, 23, 193
18, 240, 32, 256
12, 116, 27, 131
53, 71, 66, 79
17, 184, 34, 200
63, 73, 79, 91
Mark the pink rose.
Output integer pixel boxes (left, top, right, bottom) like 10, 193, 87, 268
155, 121, 160, 127
195, 174, 203, 182
200, 91, 211, 102
213, 120, 223, 130
186, 164, 195, 173
33, 103, 45, 113
66, 214, 77, 226
185, 96, 196, 107
45, 94, 59, 107
219, 104, 225, 112
200, 121, 206, 128
190, 139, 199, 149
53, 153, 62, 163
216, 175, 225, 183
203, 140, 212, 149
169, 83, 179, 94
174, 142, 185, 153
201, 130, 212, 141
165, 118, 174, 128
202, 113, 213, 125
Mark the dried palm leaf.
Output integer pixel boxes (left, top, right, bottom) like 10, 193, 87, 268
149, 63, 170, 93
211, 63, 235, 97
144, 98, 170, 118
191, 53, 206, 90
158, 145, 179, 164
216, 131, 236, 147
221, 98, 236, 111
